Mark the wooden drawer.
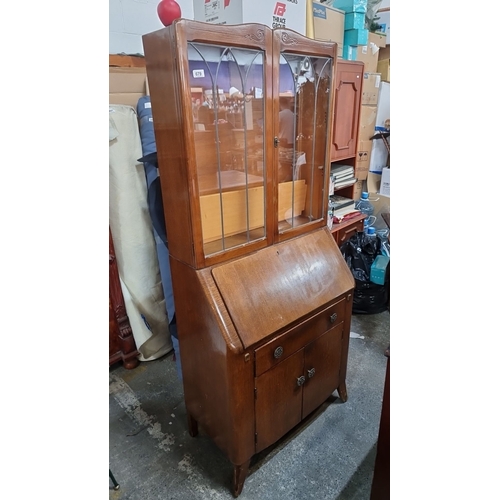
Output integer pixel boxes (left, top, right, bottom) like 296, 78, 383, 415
336, 219, 364, 246
254, 298, 345, 377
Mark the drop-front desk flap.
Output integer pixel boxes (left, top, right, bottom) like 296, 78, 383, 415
211, 227, 354, 349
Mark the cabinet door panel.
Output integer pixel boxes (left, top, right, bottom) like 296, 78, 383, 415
302, 324, 343, 418
255, 351, 304, 452
330, 62, 363, 161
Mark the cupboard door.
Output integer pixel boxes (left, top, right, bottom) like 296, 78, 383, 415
273, 30, 335, 240
255, 350, 304, 452
186, 42, 268, 257
330, 61, 363, 161
302, 324, 343, 418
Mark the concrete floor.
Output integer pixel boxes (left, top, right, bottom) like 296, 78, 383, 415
109, 310, 390, 500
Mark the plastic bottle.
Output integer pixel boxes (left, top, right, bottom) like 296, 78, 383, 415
355, 192, 374, 232
365, 226, 377, 241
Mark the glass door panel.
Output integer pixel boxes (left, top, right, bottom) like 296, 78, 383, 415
187, 43, 267, 257
277, 54, 332, 233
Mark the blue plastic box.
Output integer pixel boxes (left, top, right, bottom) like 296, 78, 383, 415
344, 28, 368, 46
370, 255, 390, 285
342, 45, 357, 60
332, 0, 367, 14
344, 12, 365, 30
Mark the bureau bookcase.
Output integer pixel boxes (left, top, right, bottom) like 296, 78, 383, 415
143, 19, 354, 496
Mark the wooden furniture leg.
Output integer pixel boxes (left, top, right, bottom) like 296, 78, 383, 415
232, 459, 251, 498
338, 381, 348, 402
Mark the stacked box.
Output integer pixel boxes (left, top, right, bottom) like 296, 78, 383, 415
356, 32, 386, 73
377, 59, 390, 82
332, 0, 368, 14
312, 2, 345, 55
344, 27, 368, 46
342, 45, 357, 60
344, 12, 365, 30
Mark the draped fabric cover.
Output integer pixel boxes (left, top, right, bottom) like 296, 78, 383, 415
109, 104, 172, 361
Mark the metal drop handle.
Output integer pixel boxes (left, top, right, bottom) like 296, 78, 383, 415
307, 368, 315, 379
274, 346, 283, 359
330, 312, 337, 323
296, 376, 306, 387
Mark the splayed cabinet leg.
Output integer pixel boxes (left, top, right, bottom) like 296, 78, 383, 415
232, 459, 250, 498
338, 382, 348, 402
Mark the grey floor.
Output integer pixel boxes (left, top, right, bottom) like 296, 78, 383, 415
109, 310, 390, 500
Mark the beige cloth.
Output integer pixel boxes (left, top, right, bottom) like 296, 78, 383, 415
109, 105, 172, 361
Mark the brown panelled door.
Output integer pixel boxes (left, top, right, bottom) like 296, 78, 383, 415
330, 60, 363, 161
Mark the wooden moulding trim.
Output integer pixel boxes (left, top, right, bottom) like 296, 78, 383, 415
109, 54, 146, 68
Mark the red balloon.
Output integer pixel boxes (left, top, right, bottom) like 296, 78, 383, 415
157, 0, 182, 27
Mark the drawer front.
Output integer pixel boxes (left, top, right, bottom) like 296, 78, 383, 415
337, 221, 364, 246
254, 298, 345, 377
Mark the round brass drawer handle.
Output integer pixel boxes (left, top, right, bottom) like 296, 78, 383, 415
274, 346, 283, 359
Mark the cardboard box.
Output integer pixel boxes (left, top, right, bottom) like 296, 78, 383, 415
352, 179, 365, 200
378, 45, 390, 60
357, 105, 377, 142
312, 2, 344, 54
356, 32, 385, 73
109, 67, 148, 108
380, 166, 390, 196
368, 32, 386, 48
355, 103, 378, 180
377, 58, 390, 82
354, 139, 372, 180
361, 72, 381, 105
193, 0, 307, 35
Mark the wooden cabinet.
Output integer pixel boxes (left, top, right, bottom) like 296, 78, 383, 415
143, 19, 354, 497
330, 59, 363, 203
328, 60, 364, 242
109, 228, 139, 369
254, 303, 345, 452
330, 60, 363, 162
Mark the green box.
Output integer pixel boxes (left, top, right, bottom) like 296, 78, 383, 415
332, 0, 367, 14
344, 28, 368, 46
342, 45, 357, 60
344, 12, 365, 30
370, 255, 390, 285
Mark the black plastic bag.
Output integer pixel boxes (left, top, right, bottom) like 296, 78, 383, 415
340, 232, 388, 314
